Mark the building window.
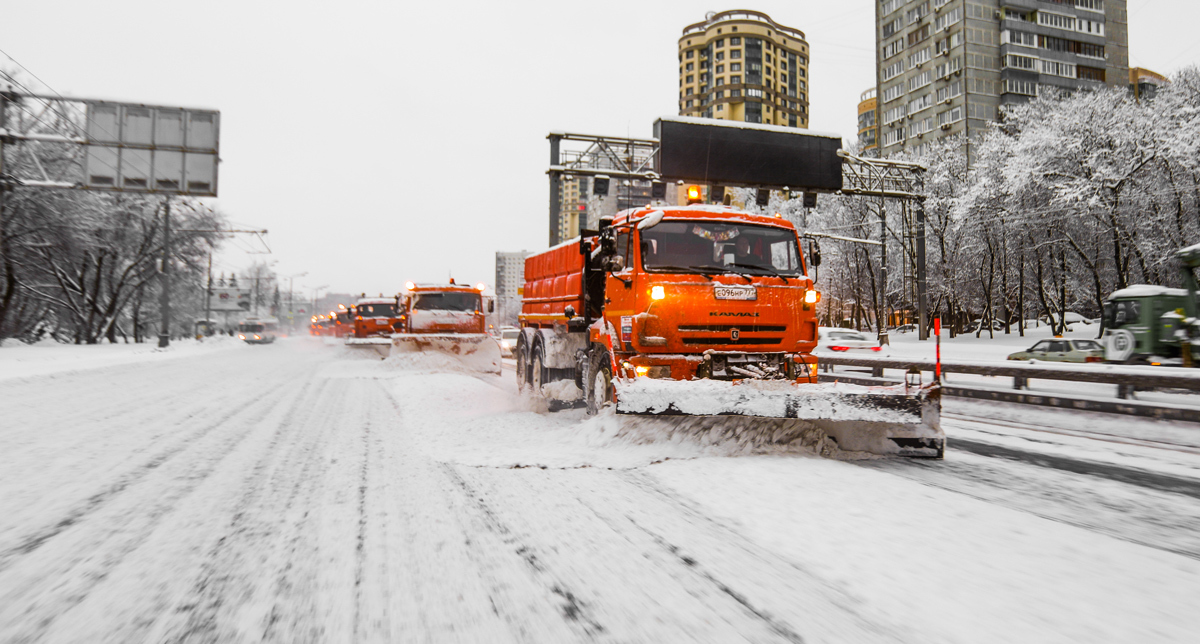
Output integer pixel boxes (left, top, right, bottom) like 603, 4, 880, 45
716, 39, 725, 47
715, 65, 724, 74
686, 62, 694, 71
686, 100, 694, 108
731, 62, 742, 71
1004, 54, 1038, 71
716, 52, 725, 61
729, 75, 740, 84
686, 75, 694, 83
686, 88, 693, 95
686, 50, 694, 59
1075, 0, 1104, 12
717, 104, 724, 111
1003, 30, 1037, 47
1041, 60, 1076, 78
731, 50, 742, 59
779, 74, 787, 83
715, 90, 724, 99
1003, 79, 1037, 96
1078, 66, 1106, 82
1037, 11, 1076, 32
731, 89, 742, 97
883, 38, 905, 59
882, 61, 904, 81
716, 77, 724, 86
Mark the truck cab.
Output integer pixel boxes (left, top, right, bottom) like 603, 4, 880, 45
352, 296, 402, 338
519, 205, 821, 409
397, 282, 492, 334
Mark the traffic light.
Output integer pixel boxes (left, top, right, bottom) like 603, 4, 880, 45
755, 188, 770, 207
710, 186, 726, 205
593, 175, 610, 196
651, 181, 666, 200
803, 192, 818, 208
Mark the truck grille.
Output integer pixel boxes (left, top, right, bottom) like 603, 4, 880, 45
683, 337, 782, 346
677, 325, 787, 333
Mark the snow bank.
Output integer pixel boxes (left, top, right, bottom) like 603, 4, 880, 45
0, 335, 247, 382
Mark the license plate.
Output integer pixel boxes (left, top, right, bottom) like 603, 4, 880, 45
714, 285, 757, 301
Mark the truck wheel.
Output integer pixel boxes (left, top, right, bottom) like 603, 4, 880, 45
586, 350, 613, 416
531, 347, 546, 396
516, 341, 528, 391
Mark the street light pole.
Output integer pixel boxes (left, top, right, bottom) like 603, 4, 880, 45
158, 197, 172, 348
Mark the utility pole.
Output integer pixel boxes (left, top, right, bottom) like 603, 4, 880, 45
0, 87, 14, 275
879, 198, 889, 346
158, 198, 172, 348
203, 249, 213, 336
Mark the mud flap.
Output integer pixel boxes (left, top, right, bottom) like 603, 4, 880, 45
614, 379, 943, 458
390, 333, 502, 374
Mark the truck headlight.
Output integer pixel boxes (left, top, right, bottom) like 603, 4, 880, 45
651, 285, 666, 300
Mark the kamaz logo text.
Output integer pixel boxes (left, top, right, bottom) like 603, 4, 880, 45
711, 312, 759, 317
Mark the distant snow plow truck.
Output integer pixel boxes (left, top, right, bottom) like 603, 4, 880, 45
517, 205, 943, 458
345, 295, 403, 356
390, 280, 502, 374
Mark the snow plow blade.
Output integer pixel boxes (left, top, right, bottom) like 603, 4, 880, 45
390, 333, 502, 374
345, 336, 392, 357
614, 379, 943, 458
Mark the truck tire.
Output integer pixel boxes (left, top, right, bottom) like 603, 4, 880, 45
516, 337, 531, 392
585, 349, 613, 416
531, 344, 546, 396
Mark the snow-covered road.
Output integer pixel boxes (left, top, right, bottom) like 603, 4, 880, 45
3, 338, 1200, 643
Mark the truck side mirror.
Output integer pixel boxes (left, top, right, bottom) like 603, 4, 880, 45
488, 300, 495, 313
608, 255, 625, 271
812, 244, 822, 267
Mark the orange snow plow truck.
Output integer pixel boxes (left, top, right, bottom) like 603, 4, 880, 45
345, 296, 403, 354
517, 205, 943, 458
390, 281, 501, 374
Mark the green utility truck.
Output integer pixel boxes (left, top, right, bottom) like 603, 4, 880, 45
1102, 244, 1200, 366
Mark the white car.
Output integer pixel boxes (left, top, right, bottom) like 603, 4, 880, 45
816, 327, 884, 354
498, 327, 520, 358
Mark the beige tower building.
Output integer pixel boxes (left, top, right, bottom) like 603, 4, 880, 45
678, 10, 810, 128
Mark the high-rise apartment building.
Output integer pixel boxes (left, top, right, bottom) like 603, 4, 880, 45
555, 177, 587, 243
678, 10, 810, 128
494, 251, 529, 325
858, 88, 879, 152
874, 0, 1128, 157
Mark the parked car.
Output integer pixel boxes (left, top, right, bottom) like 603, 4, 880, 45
893, 324, 918, 334
498, 327, 520, 358
817, 327, 884, 354
1040, 312, 1096, 326
970, 318, 1006, 332
1007, 339, 1105, 363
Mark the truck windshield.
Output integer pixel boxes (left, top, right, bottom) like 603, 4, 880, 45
238, 324, 264, 332
1103, 300, 1141, 328
639, 221, 803, 275
357, 303, 395, 317
412, 292, 480, 312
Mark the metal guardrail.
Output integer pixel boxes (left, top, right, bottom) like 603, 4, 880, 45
816, 356, 1200, 423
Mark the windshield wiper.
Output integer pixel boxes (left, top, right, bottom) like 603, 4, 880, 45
724, 262, 791, 284
648, 265, 717, 280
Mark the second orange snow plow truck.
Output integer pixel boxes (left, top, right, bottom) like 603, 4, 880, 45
390, 281, 501, 373
345, 296, 402, 353
517, 205, 943, 457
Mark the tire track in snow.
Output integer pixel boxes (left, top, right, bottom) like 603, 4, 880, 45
0, 370, 324, 643
0, 374, 300, 571
440, 463, 608, 639
163, 376, 348, 644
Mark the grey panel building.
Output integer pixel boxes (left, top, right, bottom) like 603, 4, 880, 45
494, 251, 529, 326
874, 0, 1128, 158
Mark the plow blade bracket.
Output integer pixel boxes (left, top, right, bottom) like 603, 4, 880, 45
345, 336, 392, 357
390, 333, 502, 374
614, 379, 943, 458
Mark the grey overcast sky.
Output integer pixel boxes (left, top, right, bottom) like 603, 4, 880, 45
2, 1, 1197, 298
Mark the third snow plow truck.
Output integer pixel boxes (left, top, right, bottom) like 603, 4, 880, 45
390, 281, 502, 374
516, 205, 943, 458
